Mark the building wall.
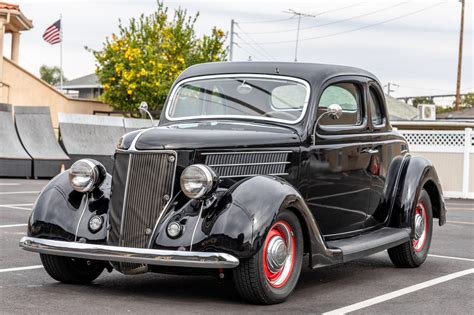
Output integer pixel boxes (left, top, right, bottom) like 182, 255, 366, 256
1, 58, 111, 128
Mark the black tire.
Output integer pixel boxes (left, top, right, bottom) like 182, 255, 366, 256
233, 210, 303, 304
388, 189, 433, 268
40, 254, 104, 284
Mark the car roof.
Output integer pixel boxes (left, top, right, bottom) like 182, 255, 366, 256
176, 61, 379, 86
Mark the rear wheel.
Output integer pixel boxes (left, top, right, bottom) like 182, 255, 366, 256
388, 189, 433, 267
233, 210, 303, 304
40, 254, 104, 284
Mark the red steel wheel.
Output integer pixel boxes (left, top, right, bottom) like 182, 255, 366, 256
262, 221, 296, 288
388, 189, 433, 268
233, 210, 303, 304
412, 202, 428, 252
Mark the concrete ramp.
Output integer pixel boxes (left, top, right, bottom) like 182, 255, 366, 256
14, 106, 69, 178
124, 117, 154, 133
58, 113, 125, 172
0, 104, 32, 177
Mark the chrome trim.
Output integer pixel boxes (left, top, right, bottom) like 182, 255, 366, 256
118, 154, 133, 247
164, 74, 311, 125
74, 195, 88, 242
189, 202, 204, 251
201, 150, 292, 155
220, 173, 288, 179
128, 127, 154, 151
19, 236, 239, 269
208, 162, 290, 167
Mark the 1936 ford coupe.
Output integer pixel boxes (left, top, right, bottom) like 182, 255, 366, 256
20, 62, 446, 304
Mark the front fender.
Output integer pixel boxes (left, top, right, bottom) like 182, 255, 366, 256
389, 155, 446, 231
154, 176, 341, 268
28, 171, 111, 242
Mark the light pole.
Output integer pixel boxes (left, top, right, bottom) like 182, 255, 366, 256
284, 9, 316, 62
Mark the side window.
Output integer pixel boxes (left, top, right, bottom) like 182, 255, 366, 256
318, 82, 362, 126
368, 86, 384, 126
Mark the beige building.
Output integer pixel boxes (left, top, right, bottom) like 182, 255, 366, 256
0, 2, 111, 128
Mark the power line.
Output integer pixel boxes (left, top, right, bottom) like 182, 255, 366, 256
236, 16, 294, 24
243, 2, 408, 35
238, 2, 446, 45
235, 36, 271, 61
234, 42, 263, 61
235, 25, 276, 61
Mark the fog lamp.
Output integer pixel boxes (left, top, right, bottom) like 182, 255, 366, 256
167, 222, 182, 238
88, 215, 103, 233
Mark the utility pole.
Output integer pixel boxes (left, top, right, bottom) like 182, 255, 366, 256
229, 19, 235, 61
383, 82, 399, 97
284, 9, 316, 62
455, 0, 465, 111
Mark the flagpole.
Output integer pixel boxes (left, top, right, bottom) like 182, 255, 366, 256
59, 14, 63, 91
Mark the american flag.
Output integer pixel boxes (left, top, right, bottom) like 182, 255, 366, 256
42, 20, 61, 45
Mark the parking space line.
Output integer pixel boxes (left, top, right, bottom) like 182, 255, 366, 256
0, 223, 28, 229
0, 265, 43, 273
0, 191, 40, 195
0, 205, 32, 211
0, 183, 20, 186
429, 254, 474, 262
322, 268, 474, 315
448, 208, 474, 211
446, 220, 474, 225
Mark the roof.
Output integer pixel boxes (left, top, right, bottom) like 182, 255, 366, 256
385, 95, 418, 121
0, 2, 33, 31
61, 73, 102, 89
437, 107, 474, 120
176, 62, 379, 88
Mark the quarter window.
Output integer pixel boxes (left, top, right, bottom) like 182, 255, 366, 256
368, 87, 384, 125
318, 83, 362, 126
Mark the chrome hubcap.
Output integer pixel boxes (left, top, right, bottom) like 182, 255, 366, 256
414, 213, 425, 240
266, 236, 288, 273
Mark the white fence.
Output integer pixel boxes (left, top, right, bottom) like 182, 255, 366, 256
397, 127, 473, 199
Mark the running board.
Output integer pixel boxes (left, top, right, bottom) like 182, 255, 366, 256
326, 227, 410, 263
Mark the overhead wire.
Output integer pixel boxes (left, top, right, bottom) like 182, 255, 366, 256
237, 2, 446, 45
235, 25, 277, 61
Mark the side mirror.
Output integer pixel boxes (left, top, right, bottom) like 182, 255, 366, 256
138, 101, 154, 127
326, 103, 343, 120
311, 103, 343, 145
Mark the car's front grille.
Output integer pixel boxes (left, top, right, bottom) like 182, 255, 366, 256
203, 151, 290, 178
108, 151, 177, 273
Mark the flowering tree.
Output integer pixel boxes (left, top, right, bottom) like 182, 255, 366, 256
91, 2, 227, 112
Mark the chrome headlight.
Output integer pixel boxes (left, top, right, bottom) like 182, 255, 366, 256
69, 159, 106, 193
180, 164, 218, 199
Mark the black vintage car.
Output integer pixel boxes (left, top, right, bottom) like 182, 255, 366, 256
20, 62, 446, 304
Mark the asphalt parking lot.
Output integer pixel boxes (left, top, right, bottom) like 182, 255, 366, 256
1, 179, 473, 314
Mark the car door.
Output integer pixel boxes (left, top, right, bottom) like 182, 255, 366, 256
364, 82, 404, 227
302, 77, 374, 237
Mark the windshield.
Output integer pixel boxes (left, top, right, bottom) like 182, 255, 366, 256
166, 75, 310, 123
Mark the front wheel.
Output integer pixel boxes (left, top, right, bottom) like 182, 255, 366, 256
40, 254, 105, 284
233, 210, 303, 304
388, 189, 433, 267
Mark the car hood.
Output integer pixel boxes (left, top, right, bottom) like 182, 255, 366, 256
134, 121, 300, 150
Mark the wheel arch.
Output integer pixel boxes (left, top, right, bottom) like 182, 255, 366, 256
389, 155, 446, 230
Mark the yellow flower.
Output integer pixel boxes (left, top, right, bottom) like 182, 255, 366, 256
127, 89, 133, 95
217, 29, 225, 37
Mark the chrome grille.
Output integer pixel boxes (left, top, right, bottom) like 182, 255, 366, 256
203, 151, 290, 178
108, 151, 177, 272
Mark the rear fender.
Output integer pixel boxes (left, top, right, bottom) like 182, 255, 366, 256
389, 155, 446, 233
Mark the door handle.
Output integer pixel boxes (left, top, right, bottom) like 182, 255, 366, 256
361, 148, 379, 154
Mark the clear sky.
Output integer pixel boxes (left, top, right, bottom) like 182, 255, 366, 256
11, 0, 473, 98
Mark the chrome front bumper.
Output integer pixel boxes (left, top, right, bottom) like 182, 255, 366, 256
19, 237, 239, 269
